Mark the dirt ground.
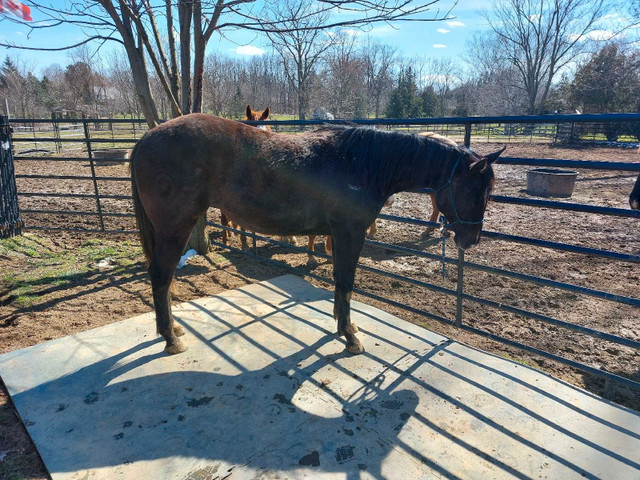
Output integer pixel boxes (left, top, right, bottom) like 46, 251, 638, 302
1, 140, 639, 479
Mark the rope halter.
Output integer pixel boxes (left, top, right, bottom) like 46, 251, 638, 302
435, 156, 485, 227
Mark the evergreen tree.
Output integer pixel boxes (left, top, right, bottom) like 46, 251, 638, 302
386, 67, 422, 118
0, 56, 20, 88
421, 85, 438, 117
570, 44, 640, 114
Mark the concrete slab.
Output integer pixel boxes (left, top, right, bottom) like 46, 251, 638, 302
0, 275, 639, 480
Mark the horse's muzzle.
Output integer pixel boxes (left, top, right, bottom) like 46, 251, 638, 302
453, 229, 482, 251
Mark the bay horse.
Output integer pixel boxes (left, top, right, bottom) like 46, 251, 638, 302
130, 114, 504, 355
630, 173, 640, 209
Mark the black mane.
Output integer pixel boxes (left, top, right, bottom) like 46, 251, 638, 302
332, 126, 460, 199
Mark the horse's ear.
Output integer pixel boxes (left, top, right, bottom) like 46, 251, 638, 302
260, 107, 270, 121
484, 146, 506, 164
246, 105, 253, 119
469, 159, 488, 175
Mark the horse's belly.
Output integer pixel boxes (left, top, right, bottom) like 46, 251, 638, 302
218, 199, 329, 236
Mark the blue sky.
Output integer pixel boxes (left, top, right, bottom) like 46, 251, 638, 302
0, 0, 495, 75
0, 0, 630, 77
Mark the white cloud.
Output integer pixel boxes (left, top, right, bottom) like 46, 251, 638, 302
236, 45, 264, 56
16, 31, 25, 37
368, 25, 396, 37
586, 29, 616, 41
437, 28, 450, 34
599, 13, 622, 21
446, 20, 466, 28
567, 29, 616, 42
342, 29, 361, 37
433, 44, 447, 49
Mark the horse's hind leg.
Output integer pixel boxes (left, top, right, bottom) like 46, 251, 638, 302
331, 227, 366, 354
238, 225, 249, 250
221, 212, 230, 245
307, 235, 316, 263
366, 220, 378, 238
425, 193, 439, 234
149, 230, 193, 354
325, 235, 332, 256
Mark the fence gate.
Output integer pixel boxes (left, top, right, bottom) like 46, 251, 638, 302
0, 115, 22, 238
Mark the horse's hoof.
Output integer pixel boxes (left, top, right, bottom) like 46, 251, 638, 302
306, 256, 318, 266
173, 324, 186, 337
346, 337, 364, 355
165, 338, 187, 355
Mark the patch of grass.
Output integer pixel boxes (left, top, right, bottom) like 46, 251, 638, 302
500, 353, 538, 370
1, 234, 143, 308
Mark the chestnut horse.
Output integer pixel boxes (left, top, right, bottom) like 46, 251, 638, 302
630, 173, 640, 209
131, 114, 503, 355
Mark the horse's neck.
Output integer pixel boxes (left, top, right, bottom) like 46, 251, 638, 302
384, 144, 457, 196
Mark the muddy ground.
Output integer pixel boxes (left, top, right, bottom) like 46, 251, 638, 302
1, 140, 639, 479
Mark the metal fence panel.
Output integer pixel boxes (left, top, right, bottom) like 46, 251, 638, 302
6, 113, 640, 395
0, 115, 22, 238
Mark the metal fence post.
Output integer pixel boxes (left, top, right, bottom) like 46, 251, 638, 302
0, 115, 22, 238
456, 248, 464, 325
83, 120, 105, 231
464, 123, 471, 147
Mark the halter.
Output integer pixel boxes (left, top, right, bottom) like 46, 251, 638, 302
435, 156, 485, 227
437, 156, 484, 280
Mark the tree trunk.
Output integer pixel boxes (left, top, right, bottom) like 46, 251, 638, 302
127, 49, 161, 128
178, 0, 192, 114
186, 3, 208, 254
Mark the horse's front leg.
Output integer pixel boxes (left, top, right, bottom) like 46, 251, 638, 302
331, 227, 366, 354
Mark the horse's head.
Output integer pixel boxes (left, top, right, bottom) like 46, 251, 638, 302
434, 146, 505, 250
245, 104, 271, 130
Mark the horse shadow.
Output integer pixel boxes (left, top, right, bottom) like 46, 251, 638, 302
9, 302, 425, 479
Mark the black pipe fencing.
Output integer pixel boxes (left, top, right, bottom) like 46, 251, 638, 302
6, 113, 640, 398
0, 115, 22, 238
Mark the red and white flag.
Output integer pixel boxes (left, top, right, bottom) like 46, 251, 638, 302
0, 0, 32, 21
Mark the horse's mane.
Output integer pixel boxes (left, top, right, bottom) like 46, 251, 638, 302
326, 126, 459, 199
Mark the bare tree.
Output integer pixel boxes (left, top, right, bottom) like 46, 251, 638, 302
362, 39, 396, 118
107, 52, 141, 117
482, 0, 613, 114
421, 57, 460, 116
0, 56, 42, 118
2, 0, 451, 125
1, 0, 452, 250
323, 31, 367, 118
264, 0, 337, 119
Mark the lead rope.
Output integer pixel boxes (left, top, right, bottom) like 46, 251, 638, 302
441, 214, 447, 280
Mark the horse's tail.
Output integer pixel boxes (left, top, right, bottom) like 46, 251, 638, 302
130, 142, 154, 267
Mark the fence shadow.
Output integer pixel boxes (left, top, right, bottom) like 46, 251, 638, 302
6, 276, 639, 479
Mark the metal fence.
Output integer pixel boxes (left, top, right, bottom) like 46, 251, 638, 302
7, 113, 640, 399
0, 115, 22, 238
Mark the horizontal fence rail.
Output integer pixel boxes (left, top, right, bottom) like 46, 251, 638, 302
7, 113, 640, 398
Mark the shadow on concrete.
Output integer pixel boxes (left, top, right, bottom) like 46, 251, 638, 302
7, 277, 640, 479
